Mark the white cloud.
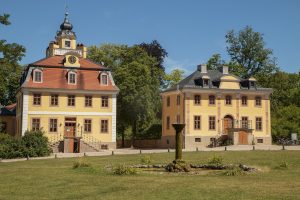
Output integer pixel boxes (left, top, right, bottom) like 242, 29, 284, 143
164, 57, 202, 76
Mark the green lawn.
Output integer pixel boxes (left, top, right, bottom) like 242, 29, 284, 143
0, 151, 300, 200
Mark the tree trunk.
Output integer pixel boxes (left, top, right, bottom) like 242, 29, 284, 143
131, 121, 137, 149
121, 131, 125, 148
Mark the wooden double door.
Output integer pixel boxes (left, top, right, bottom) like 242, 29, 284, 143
238, 131, 248, 145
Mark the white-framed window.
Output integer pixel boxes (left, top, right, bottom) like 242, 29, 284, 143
101, 73, 108, 85
33, 69, 43, 83
65, 40, 71, 48
68, 71, 77, 85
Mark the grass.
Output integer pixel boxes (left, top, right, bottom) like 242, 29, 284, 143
0, 151, 300, 200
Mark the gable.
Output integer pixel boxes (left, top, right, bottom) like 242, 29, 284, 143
219, 75, 240, 89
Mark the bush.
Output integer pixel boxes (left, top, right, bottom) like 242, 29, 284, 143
140, 155, 152, 165
0, 130, 51, 159
112, 164, 137, 175
21, 130, 52, 157
207, 155, 223, 167
0, 133, 24, 159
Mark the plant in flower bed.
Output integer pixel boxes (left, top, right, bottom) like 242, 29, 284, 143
140, 155, 152, 165
165, 160, 191, 172
112, 164, 137, 175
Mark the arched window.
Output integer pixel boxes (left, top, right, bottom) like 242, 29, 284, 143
100, 73, 108, 85
33, 69, 43, 83
68, 71, 77, 85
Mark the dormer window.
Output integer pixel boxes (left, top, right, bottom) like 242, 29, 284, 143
203, 79, 209, 87
68, 71, 77, 84
101, 73, 108, 85
65, 40, 71, 48
33, 69, 42, 83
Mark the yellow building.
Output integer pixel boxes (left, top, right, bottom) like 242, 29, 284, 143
161, 65, 272, 148
15, 12, 119, 152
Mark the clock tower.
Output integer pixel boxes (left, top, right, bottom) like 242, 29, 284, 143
46, 12, 87, 59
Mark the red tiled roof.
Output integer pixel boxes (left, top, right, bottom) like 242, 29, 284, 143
31, 56, 105, 69
24, 67, 118, 91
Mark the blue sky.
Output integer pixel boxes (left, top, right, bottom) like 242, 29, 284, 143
1, 0, 299, 74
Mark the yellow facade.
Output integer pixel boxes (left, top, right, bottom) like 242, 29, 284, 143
161, 65, 272, 148
15, 12, 118, 152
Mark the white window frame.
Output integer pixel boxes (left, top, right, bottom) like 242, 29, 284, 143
100, 73, 108, 86
33, 69, 43, 83
68, 71, 77, 85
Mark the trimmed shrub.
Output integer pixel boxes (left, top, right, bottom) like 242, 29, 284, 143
112, 164, 137, 175
207, 155, 223, 167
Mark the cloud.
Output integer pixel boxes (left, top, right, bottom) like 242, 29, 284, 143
164, 57, 202, 76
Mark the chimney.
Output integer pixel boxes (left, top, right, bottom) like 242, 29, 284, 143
222, 65, 229, 74
197, 64, 207, 73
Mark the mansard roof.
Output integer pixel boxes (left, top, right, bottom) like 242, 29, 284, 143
31, 56, 104, 69
163, 68, 272, 93
19, 56, 119, 92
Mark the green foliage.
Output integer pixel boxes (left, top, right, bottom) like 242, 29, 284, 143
223, 167, 245, 176
207, 53, 225, 71
112, 164, 137, 175
226, 26, 278, 78
0, 13, 10, 25
163, 69, 185, 89
0, 13, 26, 105
0, 130, 51, 159
137, 123, 162, 139
271, 105, 300, 141
207, 155, 224, 167
21, 130, 52, 157
139, 40, 168, 84
88, 44, 162, 141
140, 155, 152, 165
0, 133, 24, 159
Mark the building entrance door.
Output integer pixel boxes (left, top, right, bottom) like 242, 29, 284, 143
64, 118, 76, 137
238, 131, 248, 145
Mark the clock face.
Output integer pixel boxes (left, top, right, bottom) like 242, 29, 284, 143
68, 56, 77, 64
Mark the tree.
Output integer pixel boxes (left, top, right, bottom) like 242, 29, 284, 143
0, 13, 26, 105
163, 69, 184, 89
225, 26, 278, 78
88, 44, 161, 145
206, 53, 225, 71
139, 40, 168, 84
272, 105, 300, 141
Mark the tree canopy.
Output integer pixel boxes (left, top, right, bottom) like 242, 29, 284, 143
88, 44, 162, 142
0, 13, 26, 105
163, 69, 185, 89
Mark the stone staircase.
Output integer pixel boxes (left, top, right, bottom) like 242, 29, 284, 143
48, 133, 104, 153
